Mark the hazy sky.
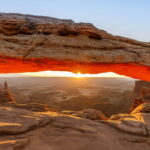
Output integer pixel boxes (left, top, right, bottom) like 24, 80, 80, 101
0, 72, 132, 78
0, 0, 150, 42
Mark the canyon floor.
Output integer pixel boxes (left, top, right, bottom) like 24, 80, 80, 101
0, 77, 135, 116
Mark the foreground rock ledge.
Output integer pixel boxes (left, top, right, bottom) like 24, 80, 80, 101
0, 105, 150, 150
0, 13, 150, 80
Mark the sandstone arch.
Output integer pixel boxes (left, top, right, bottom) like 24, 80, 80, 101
0, 13, 149, 81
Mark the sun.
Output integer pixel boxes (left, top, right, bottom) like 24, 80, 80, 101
75, 72, 83, 78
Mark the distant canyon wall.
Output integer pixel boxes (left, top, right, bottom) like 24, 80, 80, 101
134, 80, 150, 100
129, 80, 150, 112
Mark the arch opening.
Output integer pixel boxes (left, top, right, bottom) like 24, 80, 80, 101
0, 71, 143, 117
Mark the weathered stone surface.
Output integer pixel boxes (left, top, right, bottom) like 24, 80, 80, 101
133, 113, 150, 135
0, 81, 15, 104
109, 113, 134, 120
134, 80, 150, 100
0, 13, 150, 81
5, 102, 50, 112
0, 106, 53, 135
61, 108, 107, 120
131, 103, 150, 114
105, 102, 150, 137
0, 105, 150, 150
0, 138, 29, 150
129, 81, 150, 112
108, 117, 148, 136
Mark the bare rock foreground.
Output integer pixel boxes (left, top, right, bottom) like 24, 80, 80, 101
0, 104, 150, 150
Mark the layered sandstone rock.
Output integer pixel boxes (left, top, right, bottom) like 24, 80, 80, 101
107, 102, 150, 137
131, 103, 150, 114
129, 80, 150, 112
0, 81, 15, 104
134, 80, 150, 100
0, 13, 149, 81
0, 104, 150, 150
61, 108, 107, 120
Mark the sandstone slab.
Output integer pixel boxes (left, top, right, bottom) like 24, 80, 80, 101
0, 105, 150, 150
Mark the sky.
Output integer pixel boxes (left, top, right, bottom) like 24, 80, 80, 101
0, 0, 150, 42
0, 71, 132, 78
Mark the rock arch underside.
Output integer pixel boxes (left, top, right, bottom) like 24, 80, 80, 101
0, 13, 149, 81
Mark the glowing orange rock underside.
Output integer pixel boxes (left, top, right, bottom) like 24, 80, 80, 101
0, 57, 149, 81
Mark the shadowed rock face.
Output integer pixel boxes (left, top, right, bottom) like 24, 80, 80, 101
0, 13, 150, 81
134, 81, 150, 100
129, 80, 150, 113
0, 81, 15, 104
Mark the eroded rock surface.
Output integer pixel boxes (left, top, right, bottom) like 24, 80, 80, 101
62, 108, 107, 120
0, 106, 53, 135
134, 80, 150, 100
131, 103, 150, 114
0, 105, 150, 150
0, 13, 149, 65
0, 81, 15, 104
0, 13, 149, 81
130, 80, 150, 112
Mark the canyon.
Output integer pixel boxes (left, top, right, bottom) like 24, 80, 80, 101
0, 77, 135, 116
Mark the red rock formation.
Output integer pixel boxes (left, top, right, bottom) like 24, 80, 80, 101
0, 81, 50, 111
129, 80, 150, 112
0, 81, 15, 103
0, 13, 149, 81
134, 80, 150, 99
